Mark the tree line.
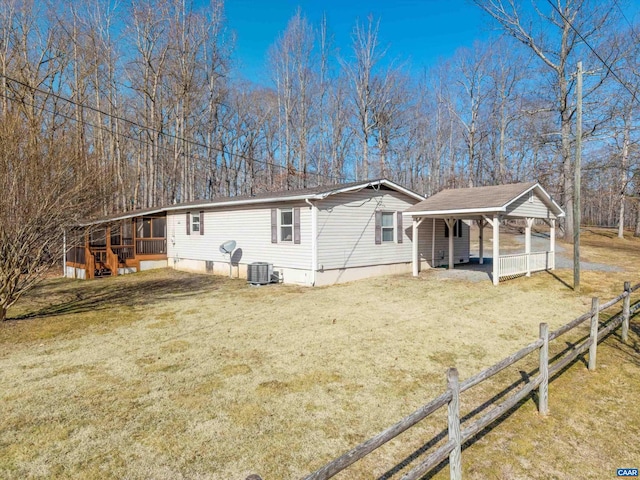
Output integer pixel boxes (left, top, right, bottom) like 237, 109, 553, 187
0, 0, 639, 236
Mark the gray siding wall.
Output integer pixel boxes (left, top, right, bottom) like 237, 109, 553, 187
506, 191, 555, 218
317, 189, 422, 270
167, 201, 312, 270
419, 218, 470, 267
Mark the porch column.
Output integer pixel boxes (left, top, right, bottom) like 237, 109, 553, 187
478, 218, 484, 265
445, 218, 455, 270
492, 214, 500, 286
431, 218, 436, 267
412, 218, 419, 277
525, 217, 534, 277
550, 218, 556, 270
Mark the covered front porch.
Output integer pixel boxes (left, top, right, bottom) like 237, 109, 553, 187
404, 182, 565, 286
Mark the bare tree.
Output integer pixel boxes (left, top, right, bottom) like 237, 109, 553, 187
0, 109, 105, 322
475, 0, 617, 239
343, 14, 386, 181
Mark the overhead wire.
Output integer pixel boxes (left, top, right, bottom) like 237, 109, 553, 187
0, 72, 352, 184
544, 0, 640, 107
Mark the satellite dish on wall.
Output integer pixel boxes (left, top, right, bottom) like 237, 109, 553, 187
219, 240, 236, 278
219, 240, 236, 255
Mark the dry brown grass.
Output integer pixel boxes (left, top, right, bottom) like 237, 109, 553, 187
1, 229, 639, 479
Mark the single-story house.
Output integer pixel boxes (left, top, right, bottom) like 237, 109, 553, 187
65, 179, 563, 286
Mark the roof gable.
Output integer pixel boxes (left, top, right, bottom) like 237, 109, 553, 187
404, 182, 564, 218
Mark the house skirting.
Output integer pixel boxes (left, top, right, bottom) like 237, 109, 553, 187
168, 258, 431, 287
65, 266, 87, 279
315, 261, 431, 286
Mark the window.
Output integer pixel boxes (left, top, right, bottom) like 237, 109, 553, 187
191, 212, 200, 233
271, 207, 300, 244
280, 208, 293, 242
381, 212, 395, 242
445, 220, 463, 238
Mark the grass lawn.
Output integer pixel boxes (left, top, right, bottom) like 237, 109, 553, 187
1, 229, 639, 479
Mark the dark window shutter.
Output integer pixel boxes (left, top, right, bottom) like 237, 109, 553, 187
294, 207, 301, 244
186, 212, 191, 235
200, 211, 204, 235
375, 211, 382, 245
397, 211, 403, 244
271, 208, 277, 243
444, 221, 449, 238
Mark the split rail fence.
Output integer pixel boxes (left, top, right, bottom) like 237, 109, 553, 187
246, 281, 640, 480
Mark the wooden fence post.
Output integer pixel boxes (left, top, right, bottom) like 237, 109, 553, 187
588, 297, 599, 371
447, 368, 462, 480
622, 281, 631, 343
538, 323, 549, 415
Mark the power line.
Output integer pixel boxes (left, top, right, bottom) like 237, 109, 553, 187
612, 0, 640, 45
545, 0, 640, 107
0, 73, 351, 183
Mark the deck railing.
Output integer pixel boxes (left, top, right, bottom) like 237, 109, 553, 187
135, 238, 166, 255
111, 245, 135, 261
499, 251, 552, 279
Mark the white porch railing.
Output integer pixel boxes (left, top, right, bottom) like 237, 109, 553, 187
499, 251, 554, 278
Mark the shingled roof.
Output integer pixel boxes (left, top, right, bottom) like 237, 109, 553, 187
80, 178, 423, 226
404, 181, 563, 217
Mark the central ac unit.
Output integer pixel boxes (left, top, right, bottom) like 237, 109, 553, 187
247, 262, 273, 285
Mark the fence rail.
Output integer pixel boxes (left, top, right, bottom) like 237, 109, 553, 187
246, 280, 639, 480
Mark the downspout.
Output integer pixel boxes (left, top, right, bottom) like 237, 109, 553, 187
305, 199, 318, 286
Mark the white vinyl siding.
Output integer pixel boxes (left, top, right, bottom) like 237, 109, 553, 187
167, 201, 311, 270
317, 189, 422, 270
506, 192, 555, 218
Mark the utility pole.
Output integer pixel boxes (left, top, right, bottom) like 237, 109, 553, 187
574, 61, 582, 291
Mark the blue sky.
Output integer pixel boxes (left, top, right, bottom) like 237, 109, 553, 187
224, 0, 492, 83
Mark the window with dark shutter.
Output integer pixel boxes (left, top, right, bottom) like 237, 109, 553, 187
199, 211, 204, 235
375, 211, 382, 245
191, 212, 200, 233
186, 212, 190, 235
396, 211, 403, 244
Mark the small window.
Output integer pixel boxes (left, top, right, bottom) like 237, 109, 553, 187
381, 212, 395, 242
529, 191, 534, 203
280, 209, 293, 242
192, 212, 200, 233
445, 220, 463, 238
